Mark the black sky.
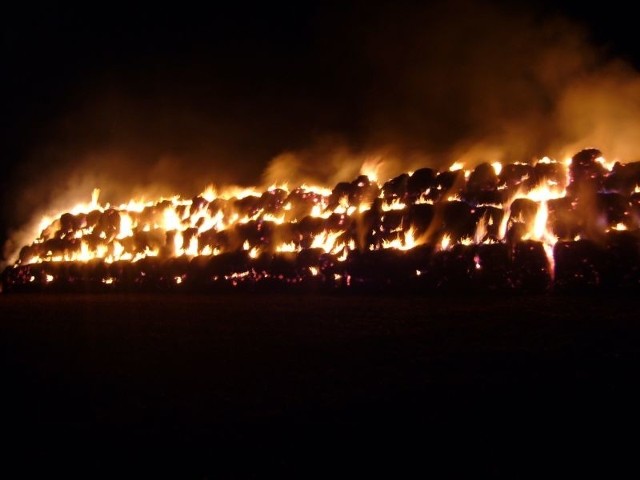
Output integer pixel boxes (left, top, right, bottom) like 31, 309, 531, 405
1, 0, 639, 261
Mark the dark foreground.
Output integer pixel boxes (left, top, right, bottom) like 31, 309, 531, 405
2, 292, 639, 477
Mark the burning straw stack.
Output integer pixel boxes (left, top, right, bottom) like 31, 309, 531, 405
2, 148, 640, 293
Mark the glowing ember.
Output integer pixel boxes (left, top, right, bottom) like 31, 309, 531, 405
3, 148, 640, 293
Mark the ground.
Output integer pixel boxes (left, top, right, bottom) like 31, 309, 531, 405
1, 292, 639, 477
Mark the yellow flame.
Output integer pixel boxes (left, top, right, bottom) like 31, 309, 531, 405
612, 223, 627, 231
440, 234, 451, 251
595, 156, 616, 172
360, 158, 383, 183
311, 230, 344, 253
382, 198, 407, 211
174, 231, 184, 255
276, 241, 298, 253
474, 215, 487, 244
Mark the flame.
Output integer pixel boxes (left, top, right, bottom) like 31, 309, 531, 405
382, 227, 421, 251
360, 158, 383, 182
9, 147, 635, 292
440, 234, 451, 251
311, 230, 344, 253
276, 241, 298, 253
474, 215, 488, 244
382, 198, 407, 211
595, 156, 616, 172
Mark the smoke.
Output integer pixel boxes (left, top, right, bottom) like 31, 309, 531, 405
263, 1, 640, 183
4, 0, 640, 265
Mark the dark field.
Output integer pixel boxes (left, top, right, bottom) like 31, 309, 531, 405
2, 292, 640, 477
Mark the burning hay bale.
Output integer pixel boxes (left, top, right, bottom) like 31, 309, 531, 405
3, 148, 640, 293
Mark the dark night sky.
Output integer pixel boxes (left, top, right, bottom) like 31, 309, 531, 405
2, 0, 639, 262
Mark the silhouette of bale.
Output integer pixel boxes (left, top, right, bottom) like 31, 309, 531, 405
208, 251, 251, 277
595, 192, 630, 227
298, 216, 327, 248
466, 163, 498, 195
466, 189, 506, 206
406, 204, 435, 236
108, 260, 138, 290
428, 244, 475, 290
473, 206, 504, 241
407, 168, 436, 200
381, 173, 409, 201
94, 209, 121, 242
259, 188, 288, 213
233, 195, 261, 218
429, 170, 465, 201
511, 240, 551, 292
567, 148, 606, 195
19, 245, 41, 264
404, 244, 434, 290
207, 198, 234, 219
380, 210, 405, 234
134, 257, 167, 290
40, 238, 75, 259
325, 213, 352, 231
531, 161, 568, 190
328, 182, 355, 209
604, 161, 640, 196
349, 175, 379, 205
188, 196, 208, 216
345, 249, 414, 290
509, 198, 538, 225
554, 239, 606, 291
548, 197, 580, 240
505, 198, 539, 242
4, 264, 44, 292
269, 252, 298, 278
440, 201, 476, 241
472, 243, 512, 290
601, 230, 640, 290
59, 212, 88, 234
499, 163, 534, 192
285, 188, 322, 220
85, 210, 102, 229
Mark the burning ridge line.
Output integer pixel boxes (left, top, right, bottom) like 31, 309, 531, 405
2, 148, 640, 293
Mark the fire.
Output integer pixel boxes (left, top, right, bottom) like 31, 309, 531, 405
5, 147, 640, 293
311, 230, 344, 254
381, 227, 421, 251
440, 234, 451, 251
360, 158, 383, 183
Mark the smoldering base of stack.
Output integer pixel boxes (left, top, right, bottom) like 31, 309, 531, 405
3, 229, 639, 293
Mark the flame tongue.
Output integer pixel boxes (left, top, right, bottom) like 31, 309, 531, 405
6, 149, 639, 292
